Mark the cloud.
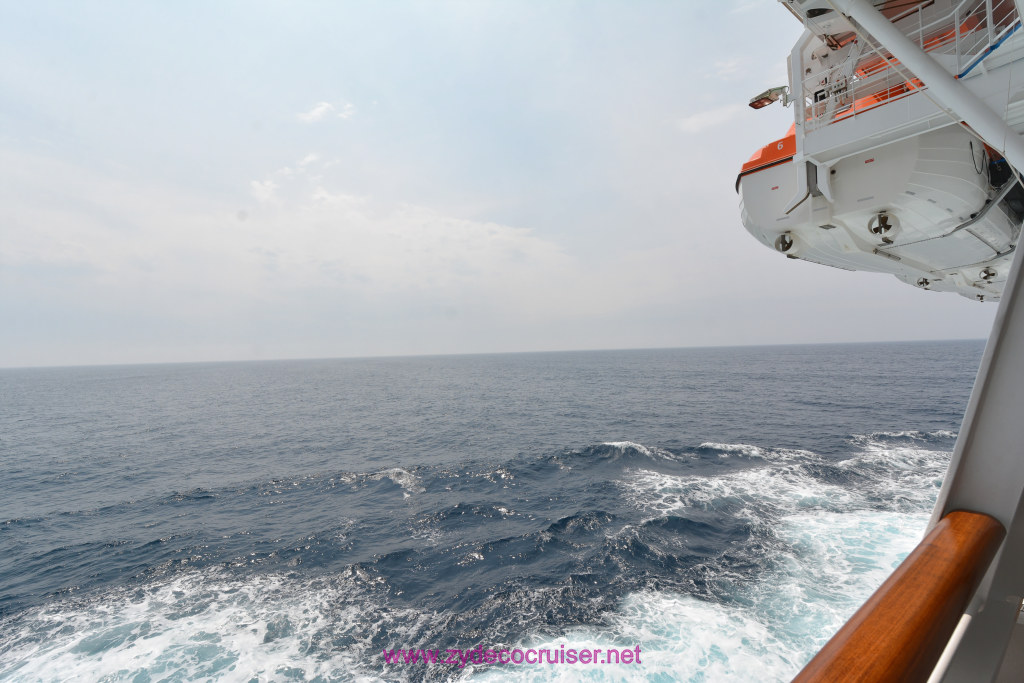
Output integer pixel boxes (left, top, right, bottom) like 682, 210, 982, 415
713, 59, 744, 79
337, 102, 356, 120
2, 150, 605, 318
731, 0, 771, 13
2, 147, 694, 354
297, 101, 334, 122
250, 179, 278, 203
676, 104, 748, 133
297, 101, 356, 123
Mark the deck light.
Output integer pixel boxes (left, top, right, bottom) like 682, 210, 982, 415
749, 86, 790, 109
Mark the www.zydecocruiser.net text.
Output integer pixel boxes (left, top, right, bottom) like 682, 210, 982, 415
382, 645, 642, 667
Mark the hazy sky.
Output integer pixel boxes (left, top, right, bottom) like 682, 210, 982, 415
1, 1, 999, 367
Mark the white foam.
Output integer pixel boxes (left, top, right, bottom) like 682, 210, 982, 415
494, 482, 931, 681
369, 468, 425, 495
622, 464, 856, 522
626, 433, 950, 521
459, 551, 486, 566
700, 441, 765, 457
484, 466, 515, 486
472, 591, 803, 682
600, 442, 674, 460
474, 503, 930, 682
591, 435, 946, 680
837, 441, 949, 511
761, 510, 929, 646
0, 569, 427, 682
855, 429, 957, 441
478, 437, 945, 679
698, 442, 816, 461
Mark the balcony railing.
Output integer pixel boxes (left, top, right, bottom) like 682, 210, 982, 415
801, 0, 1020, 131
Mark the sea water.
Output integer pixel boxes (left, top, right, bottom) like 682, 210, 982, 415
0, 341, 983, 681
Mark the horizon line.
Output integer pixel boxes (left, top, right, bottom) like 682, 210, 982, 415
0, 337, 988, 372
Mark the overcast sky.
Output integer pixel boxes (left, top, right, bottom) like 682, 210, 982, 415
1, 0, 999, 368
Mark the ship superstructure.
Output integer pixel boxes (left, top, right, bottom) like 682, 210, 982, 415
739, 0, 1024, 301
740, 2, 1024, 682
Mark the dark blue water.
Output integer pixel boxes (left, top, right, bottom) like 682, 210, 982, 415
0, 341, 983, 681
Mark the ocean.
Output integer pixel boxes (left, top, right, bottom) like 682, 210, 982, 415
0, 340, 983, 681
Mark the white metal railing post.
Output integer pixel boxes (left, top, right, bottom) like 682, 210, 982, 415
988, 0, 995, 43
791, 30, 813, 144
956, 5, 963, 72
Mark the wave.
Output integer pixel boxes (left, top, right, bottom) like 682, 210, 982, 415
0, 563, 668, 682
491, 434, 946, 682
471, 513, 930, 683
0, 566, 523, 682
474, 591, 805, 682
599, 441, 676, 460
369, 467, 426, 496
0, 517, 43, 529
696, 442, 816, 461
555, 442, 680, 466
622, 464, 857, 523
0, 430, 955, 681
852, 429, 958, 444
629, 432, 950, 517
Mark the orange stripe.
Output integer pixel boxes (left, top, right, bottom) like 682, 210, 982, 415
740, 124, 796, 174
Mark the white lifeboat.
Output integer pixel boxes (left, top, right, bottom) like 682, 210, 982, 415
738, 123, 1020, 301
737, 0, 1024, 302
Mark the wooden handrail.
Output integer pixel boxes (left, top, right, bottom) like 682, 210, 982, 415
792, 510, 1005, 683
